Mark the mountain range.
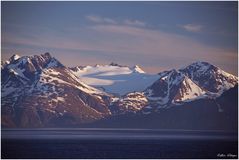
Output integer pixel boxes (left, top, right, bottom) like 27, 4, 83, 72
1, 53, 238, 130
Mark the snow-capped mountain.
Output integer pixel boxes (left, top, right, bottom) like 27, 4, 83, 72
144, 69, 207, 107
131, 65, 145, 73
70, 63, 159, 95
1, 53, 238, 128
1, 53, 111, 127
179, 61, 238, 95
111, 62, 237, 113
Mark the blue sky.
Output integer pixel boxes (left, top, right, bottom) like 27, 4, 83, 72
1, 1, 238, 75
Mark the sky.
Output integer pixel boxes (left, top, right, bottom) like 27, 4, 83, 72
1, 1, 238, 75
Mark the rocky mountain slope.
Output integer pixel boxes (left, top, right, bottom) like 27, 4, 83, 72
179, 61, 238, 95
90, 85, 238, 131
110, 62, 237, 114
1, 53, 111, 127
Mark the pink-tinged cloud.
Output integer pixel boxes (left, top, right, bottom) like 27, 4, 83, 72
181, 24, 203, 32
90, 24, 236, 61
2, 22, 237, 75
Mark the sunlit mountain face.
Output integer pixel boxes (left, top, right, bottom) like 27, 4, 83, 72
1, 53, 238, 130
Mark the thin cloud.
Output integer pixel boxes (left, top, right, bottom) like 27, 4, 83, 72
85, 15, 102, 23
124, 19, 146, 27
90, 24, 236, 62
181, 24, 203, 32
86, 15, 116, 24
86, 15, 146, 27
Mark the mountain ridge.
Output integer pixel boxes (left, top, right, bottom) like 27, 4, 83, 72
1, 53, 112, 127
1, 53, 238, 128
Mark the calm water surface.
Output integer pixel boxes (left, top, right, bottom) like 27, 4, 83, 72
1, 128, 238, 159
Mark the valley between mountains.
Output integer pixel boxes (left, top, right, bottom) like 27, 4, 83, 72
1, 53, 238, 130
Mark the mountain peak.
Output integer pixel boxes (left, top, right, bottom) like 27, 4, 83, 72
109, 62, 120, 66
180, 61, 213, 71
108, 62, 127, 67
132, 65, 145, 73
145, 68, 210, 106
42, 52, 51, 58
179, 61, 238, 94
190, 61, 212, 66
2, 53, 65, 83
9, 54, 21, 62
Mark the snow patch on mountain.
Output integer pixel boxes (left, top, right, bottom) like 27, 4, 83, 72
179, 61, 238, 95
73, 65, 132, 76
70, 64, 159, 95
110, 92, 148, 114
10, 54, 21, 61
36, 68, 106, 96
145, 69, 207, 107
173, 76, 207, 103
46, 58, 62, 68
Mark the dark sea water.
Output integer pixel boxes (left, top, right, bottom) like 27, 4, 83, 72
1, 128, 238, 159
